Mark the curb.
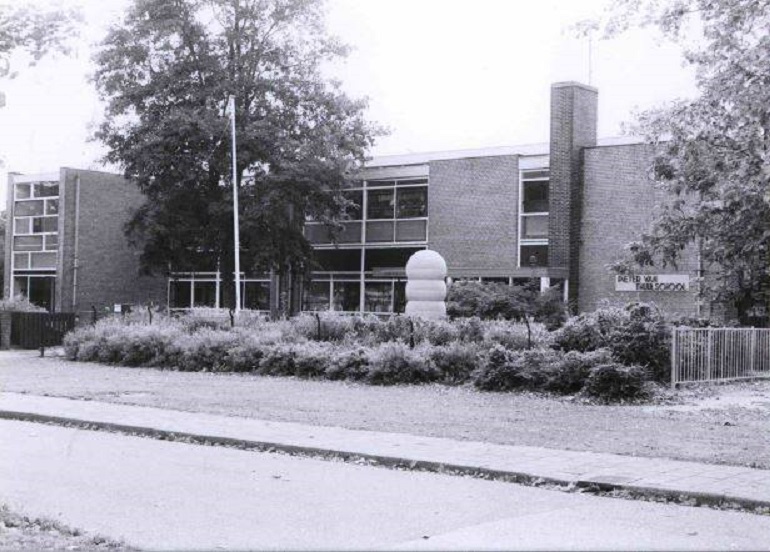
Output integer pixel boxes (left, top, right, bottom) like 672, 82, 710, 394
3, 409, 769, 514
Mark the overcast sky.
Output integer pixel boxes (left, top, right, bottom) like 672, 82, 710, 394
0, 0, 699, 196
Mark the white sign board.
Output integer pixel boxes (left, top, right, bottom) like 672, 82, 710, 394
114, 304, 122, 313
615, 274, 689, 292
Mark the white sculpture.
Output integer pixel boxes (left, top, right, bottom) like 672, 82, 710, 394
405, 250, 447, 319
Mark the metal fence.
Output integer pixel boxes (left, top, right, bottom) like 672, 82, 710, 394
10, 312, 77, 349
671, 327, 770, 386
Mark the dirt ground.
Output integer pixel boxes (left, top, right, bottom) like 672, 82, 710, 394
1, 350, 769, 469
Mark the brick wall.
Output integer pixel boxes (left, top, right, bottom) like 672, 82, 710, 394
549, 82, 598, 303
428, 155, 519, 277
57, 168, 167, 317
579, 144, 700, 317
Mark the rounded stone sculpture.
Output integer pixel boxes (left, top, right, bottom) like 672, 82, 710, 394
405, 250, 447, 319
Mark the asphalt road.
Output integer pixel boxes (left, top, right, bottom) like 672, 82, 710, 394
2, 419, 769, 551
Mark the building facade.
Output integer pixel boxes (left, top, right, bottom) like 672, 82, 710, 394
3, 82, 705, 319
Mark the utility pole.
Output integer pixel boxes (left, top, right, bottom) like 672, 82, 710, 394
229, 95, 241, 314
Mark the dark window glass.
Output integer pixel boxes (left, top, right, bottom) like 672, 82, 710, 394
333, 281, 360, 312
313, 249, 361, 272
243, 281, 269, 310
522, 180, 549, 213
393, 281, 407, 313
520, 245, 548, 267
193, 281, 217, 307
396, 187, 427, 218
32, 216, 58, 233
365, 282, 392, 313
34, 182, 59, 197
396, 178, 428, 186
521, 170, 549, 180
481, 277, 511, 284
304, 281, 330, 311
366, 189, 394, 219
27, 276, 55, 311
366, 180, 396, 188
15, 200, 44, 217
364, 247, 422, 272
170, 281, 192, 308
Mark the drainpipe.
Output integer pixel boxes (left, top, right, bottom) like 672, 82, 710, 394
72, 175, 81, 311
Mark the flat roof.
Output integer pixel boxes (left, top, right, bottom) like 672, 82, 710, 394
366, 135, 644, 168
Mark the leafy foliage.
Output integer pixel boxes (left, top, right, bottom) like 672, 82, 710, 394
0, 2, 81, 76
590, 0, 770, 323
582, 363, 649, 403
93, 0, 383, 308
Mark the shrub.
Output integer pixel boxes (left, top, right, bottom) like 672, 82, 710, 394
366, 342, 439, 385
482, 320, 552, 351
582, 363, 649, 402
325, 347, 372, 381
552, 307, 628, 353
544, 348, 614, 394
176, 308, 232, 332
0, 295, 47, 312
174, 329, 240, 371
415, 319, 460, 346
293, 342, 335, 378
430, 342, 479, 384
473, 346, 561, 391
258, 344, 298, 376
454, 317, 485, 342
607, 303, 670, 382
291, 313, 357, 342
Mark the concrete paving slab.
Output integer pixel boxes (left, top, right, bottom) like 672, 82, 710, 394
2, 391, 770, 512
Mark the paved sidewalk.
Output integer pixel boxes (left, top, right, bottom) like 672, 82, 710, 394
2, 392, 770, 511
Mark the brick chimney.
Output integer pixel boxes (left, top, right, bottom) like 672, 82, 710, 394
548, 81, 598, 308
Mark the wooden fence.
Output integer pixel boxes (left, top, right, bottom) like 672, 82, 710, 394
671, 327, 770, 386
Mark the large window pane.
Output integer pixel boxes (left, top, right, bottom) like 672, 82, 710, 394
46, 199, 59, 215
366, 221, 394, 242
366, 189, 394, 219
27, 277, 54, 311
32, 216, 58, 233
193, 281, 217, 307
333, 281, 360, 311
314, 249, 361, 272
243, 281, 269, 310
15, 200, 44, 217
396, 187, 427, 218
304, 281, 330, 311
170, 281, 192, 308
521, 214, 548, 239
365, 282, 392, 313
522, 181, 549, 213
364, 247, 422, 272
14, 235, 43, 251
394, 281, 407, 313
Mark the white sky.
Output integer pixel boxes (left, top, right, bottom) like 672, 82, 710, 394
0, 0, 699, 199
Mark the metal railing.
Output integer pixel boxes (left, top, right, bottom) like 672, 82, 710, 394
671, 327, 770, 386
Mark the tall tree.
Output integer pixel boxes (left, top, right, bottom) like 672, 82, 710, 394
583, 0, 770, 324
94, 0, 381, 308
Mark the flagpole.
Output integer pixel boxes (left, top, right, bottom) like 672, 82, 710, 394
229, 95, 241, 314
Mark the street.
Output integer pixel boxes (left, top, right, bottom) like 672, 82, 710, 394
2, 419, 770, 550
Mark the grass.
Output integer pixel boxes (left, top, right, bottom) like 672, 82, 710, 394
1, 350, 769, 469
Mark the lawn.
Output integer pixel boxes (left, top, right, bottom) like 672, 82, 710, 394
1, 350, 769, 469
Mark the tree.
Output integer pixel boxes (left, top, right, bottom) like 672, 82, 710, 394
583, 0, 770, 324
93, 0, 382, 310
0, 2, 82, 77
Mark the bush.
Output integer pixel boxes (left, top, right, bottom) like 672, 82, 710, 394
606, 303, 670, 382
552, 306, 629, 353
473, 346, 561, 391
325, 347, 372, 381
258, 344, 298, 376
544, 348, 614, 394
430, 342, 479, 384
482, 320, 552, 351
0, 295, 47, 312
175, 329, 240, 372
582, 363, 649, 402
366, 342, 439, 385
293, 342, 335, 378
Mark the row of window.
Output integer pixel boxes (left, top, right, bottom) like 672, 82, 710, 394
14, 251, 57, 270
519, 170, 550, 267
169, 279, 270, 310
14, 181, 59, 200
304, 279, 406, 313
13, 234, 58, 252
